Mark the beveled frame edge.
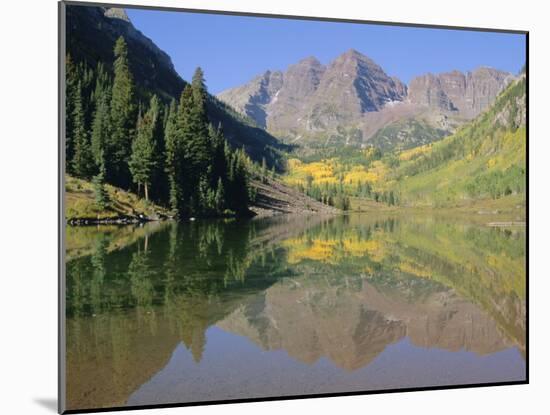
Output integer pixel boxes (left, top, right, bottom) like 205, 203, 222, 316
59, 1, 67, 414
62, 0, 528, 34
57, 1, 529, 414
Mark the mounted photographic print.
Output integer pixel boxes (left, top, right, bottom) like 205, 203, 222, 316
59, 1, 528, 413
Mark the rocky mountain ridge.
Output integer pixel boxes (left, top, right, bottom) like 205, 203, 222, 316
218, 49, 516, 149
219, 49, 409, 133
408, 67, 516, 118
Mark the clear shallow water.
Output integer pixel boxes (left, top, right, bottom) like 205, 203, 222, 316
65, 214, 526, 410
127, 329, 524, 406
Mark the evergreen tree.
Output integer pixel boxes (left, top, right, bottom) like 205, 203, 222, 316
191, 68, 215, 171
148, 95, 167, 203
164, 99, 181, 214
129, 101, 158, 201
365, 182, 372, 197
91, 62, 111, 107
90, 87, 111, 168
66, 51, 254, 219
357, 181, 363, 195
65, 54, 78, 172
209, 124, 228, 188
187, 68, 212, 175
109, 36, 136, 188
71, 81, 95, 178
388, 190, 395, 206
261, 157, 268, 182
227, 149, 250, 214
191, 68, 209, 127
198, 176, 215, 214
175, 85, 195, 215
173, 71, 216, 216
92, 161, 110, 210
214, 177, 225, 214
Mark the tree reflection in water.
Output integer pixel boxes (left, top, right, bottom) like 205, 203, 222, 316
65, 214, 526, 410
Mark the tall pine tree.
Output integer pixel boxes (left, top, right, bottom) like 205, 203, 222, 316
209, 124, 228, 188
181, 68, 214, 215
129, 98, 158, 201
148, 95, 167, 203
226, 148, 250, 214
164, 99, 182, 214
90, 87, 111, 169
188, 68, 211, 173
109, 36, 136, 188
65, 54, 78, 173
92, 161, 110, 210
71, 81, 95, 179
214, 177, 225, 214
175, 85, 195, 215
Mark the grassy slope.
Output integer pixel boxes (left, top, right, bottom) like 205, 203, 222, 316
391, 128, 525, 207
65, 175, 170, 220
390, 78, 526, 208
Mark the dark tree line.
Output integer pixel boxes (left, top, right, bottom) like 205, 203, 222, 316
354, 181, 398, 206
296, 179, 399, 209
296, 180, 352, 211
66, 36, 252, 218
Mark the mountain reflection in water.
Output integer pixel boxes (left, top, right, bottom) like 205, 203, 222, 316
65, 214, 526, 410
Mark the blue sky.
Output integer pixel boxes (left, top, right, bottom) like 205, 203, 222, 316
127, 8, 526, 95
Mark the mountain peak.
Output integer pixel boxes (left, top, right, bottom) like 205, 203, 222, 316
472, 65, 498, 73
337, 48, 375, 63
342, 48, 362, 57
217, 50, 513, 147
297, 56, 322, 67
103, 7, 130, 22
332, 49, 384, 77
218, 49, 407, 134
470, 66, 514, 80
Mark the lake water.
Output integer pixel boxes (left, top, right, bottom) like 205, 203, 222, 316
64, 213, 526, 411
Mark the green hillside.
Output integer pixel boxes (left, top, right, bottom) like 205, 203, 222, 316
65, 175, 170, 221
389, 77, 526, 207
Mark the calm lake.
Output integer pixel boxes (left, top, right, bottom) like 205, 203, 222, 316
65, 213, 526, 410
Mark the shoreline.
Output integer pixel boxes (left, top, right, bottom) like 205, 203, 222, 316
67, 215, 163, 226
65, 208, 526, 228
